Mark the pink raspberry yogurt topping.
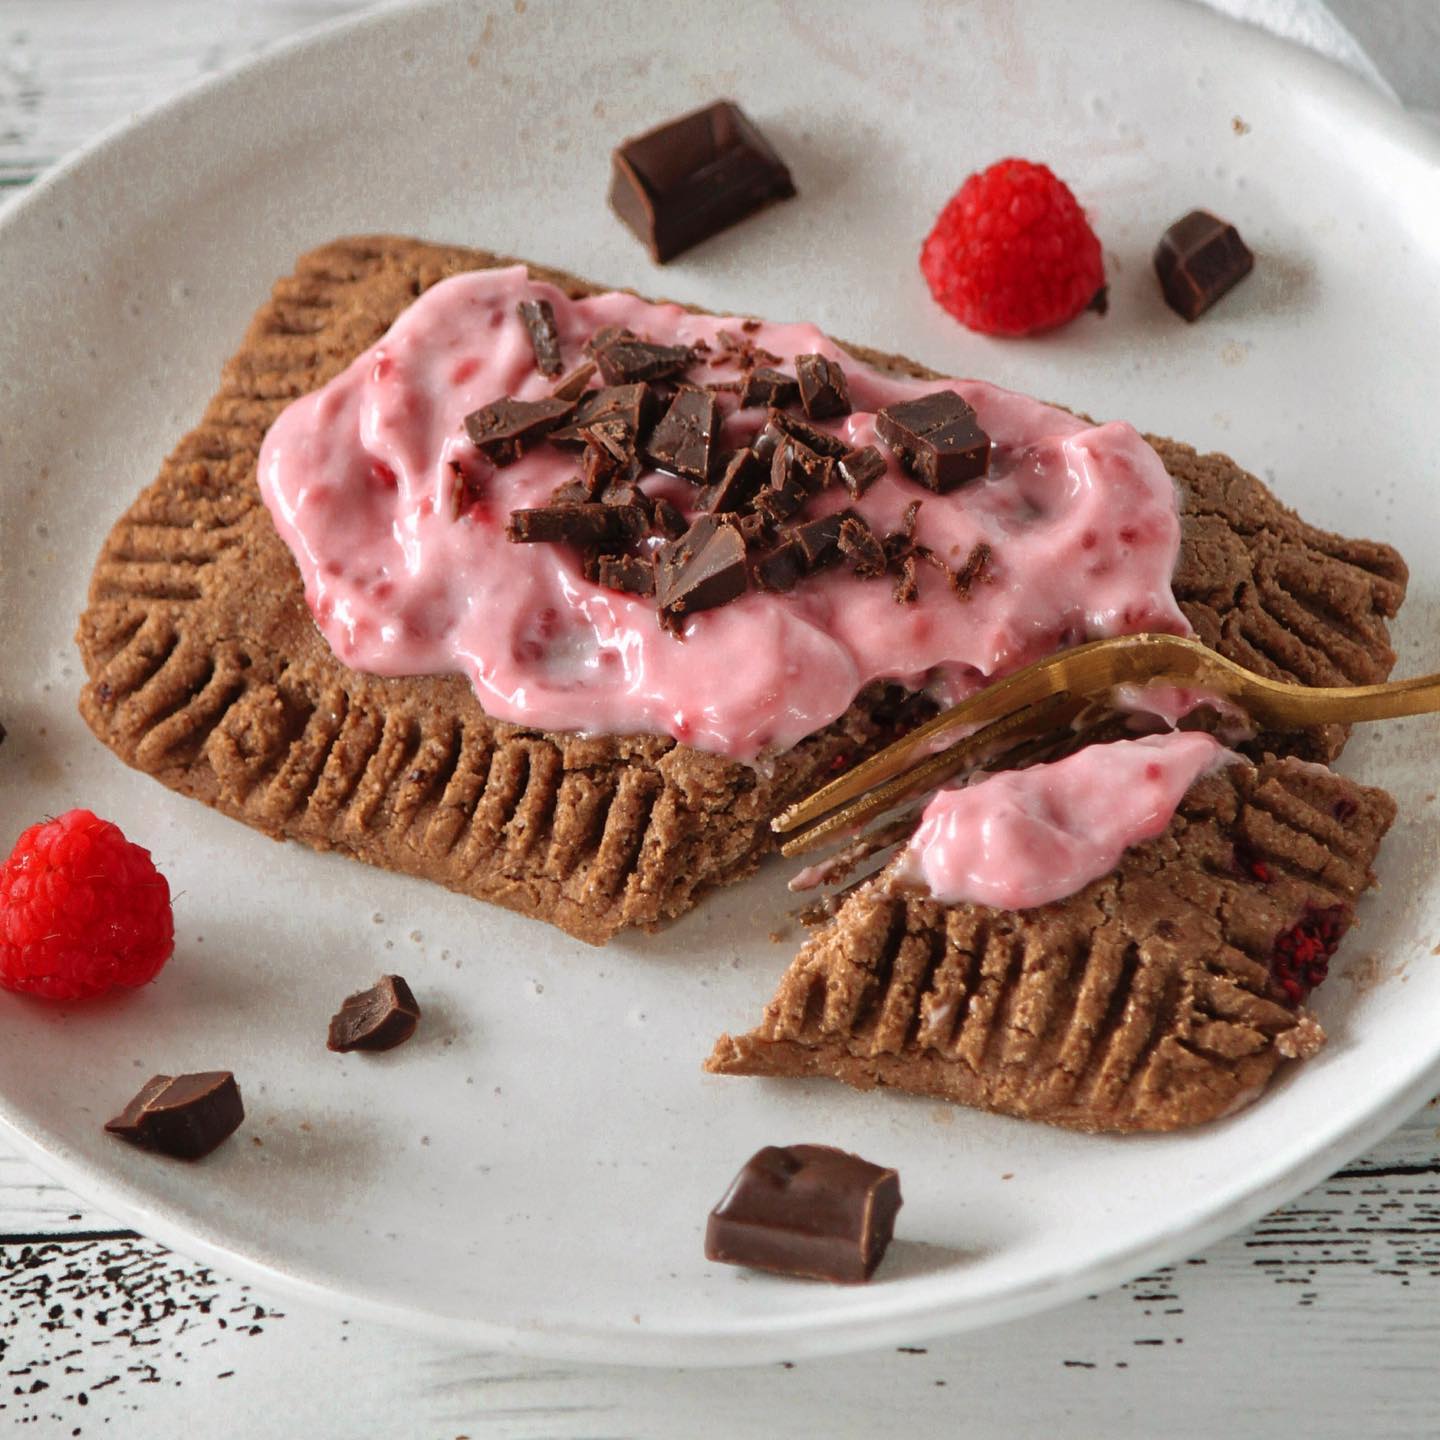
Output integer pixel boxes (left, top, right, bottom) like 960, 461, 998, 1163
257, 266, 1190, 762
896, 731, 1240, 910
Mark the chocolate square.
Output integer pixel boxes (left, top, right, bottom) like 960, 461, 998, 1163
705, 1143, 902, 1283
1154, 209, 1255, 320
609, 100, 797, 263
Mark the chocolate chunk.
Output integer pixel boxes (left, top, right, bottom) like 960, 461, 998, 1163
646, 387, 720, 481
551, 359, 598, 401
875, 391, 990, 492
892, 553, 919, 604
609, 100, 797, 264
549, 384, 658, 447
650, 496, 690, 539
795, 354, 851, 420
707, 448, 767, 513
767, 407, 848, 458
506, 502, 644, 548
1154, 209, 1255, 320
759, 446, 809, 521
516, 298, 564, 377
105, 1072, 244, 1161
791, 513, 843, 570
656, 515, 749, 624
755, 540, 805, 592
327, 974, 421, 1053
735, 510, 773, 548
837, 445, 886, 498
593, 334, 693, 386
737, 367, 799, 409
837, 511, 887, 576
705, 1144, 902, 1284
464, 396, 575, 465
597, 553, 656, 596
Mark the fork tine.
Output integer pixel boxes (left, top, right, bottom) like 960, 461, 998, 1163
773, 633, 1201, 836
779, 692, 1081, 856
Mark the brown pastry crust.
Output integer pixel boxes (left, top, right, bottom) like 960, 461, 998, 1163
74, 236, 1408, 945
706, 757, 1396, 1132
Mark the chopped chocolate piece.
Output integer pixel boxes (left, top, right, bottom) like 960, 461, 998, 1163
549, 384, 657, 447
516, 297, 564, 377
705, 1144, 902, 1284
741, 317, 762, 333
656, 515, 749, 624
947, 539, 992, 598
609, 100, 797, 264
548, 478, 590, 506
892, 553, 919, 604
582, 417, 635, 464
755, 540, 805, 592
650, 496, 690, 539
327, 974, 422, 1053
791, 513, 843, 570
646, 386, 720, 481
767, 407, 848, 458
837, 511, 887, 577
1154, 209, 1255, 320
874, 391, 990, 492
551, 358, 598, 401
506, 502, 644, 548
795, 354, 851, 420
105, 1072, 244, 1161
593, 334, 693, 386
597, 553, 656, 596
752, 420, 784, 463
463, 396, 575, 465
735, 510, 773, 548
737, 367, 799, 409
759, 446, 809, 521
837, 445, 886, 498
707, 447, 766, 513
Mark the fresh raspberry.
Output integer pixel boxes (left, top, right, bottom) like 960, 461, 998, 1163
0, 810, 174, 1001
920, 158, 1106, 337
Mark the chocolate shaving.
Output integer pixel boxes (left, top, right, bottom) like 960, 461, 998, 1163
646, 386, 719, 482
892, 553, 919, 605
506, 502, 645, 548
464, 396, 575, 465
796, 354, 851, 420
946, 540, 992, 598
874, 391, 990, 492
737, 367, 799, 409
655, 515, 749, 628
516, 298, 564, 377
837, 512, 887, 577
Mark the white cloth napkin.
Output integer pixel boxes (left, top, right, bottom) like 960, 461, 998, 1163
1195, 0, 1396, 96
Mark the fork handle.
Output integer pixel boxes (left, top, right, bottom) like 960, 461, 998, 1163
1240, 668, 1440, 728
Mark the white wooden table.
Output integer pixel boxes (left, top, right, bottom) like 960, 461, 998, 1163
4, 4, 1440, 1435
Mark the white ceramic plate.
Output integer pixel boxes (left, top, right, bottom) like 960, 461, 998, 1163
1, 0, 1438, 1367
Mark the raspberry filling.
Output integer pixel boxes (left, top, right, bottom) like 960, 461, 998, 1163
896, 733, 1239, 911
258, 266, 1190, 763
1270, 905, 1349, 1004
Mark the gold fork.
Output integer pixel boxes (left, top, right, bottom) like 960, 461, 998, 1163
773, 632, 1440, 859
